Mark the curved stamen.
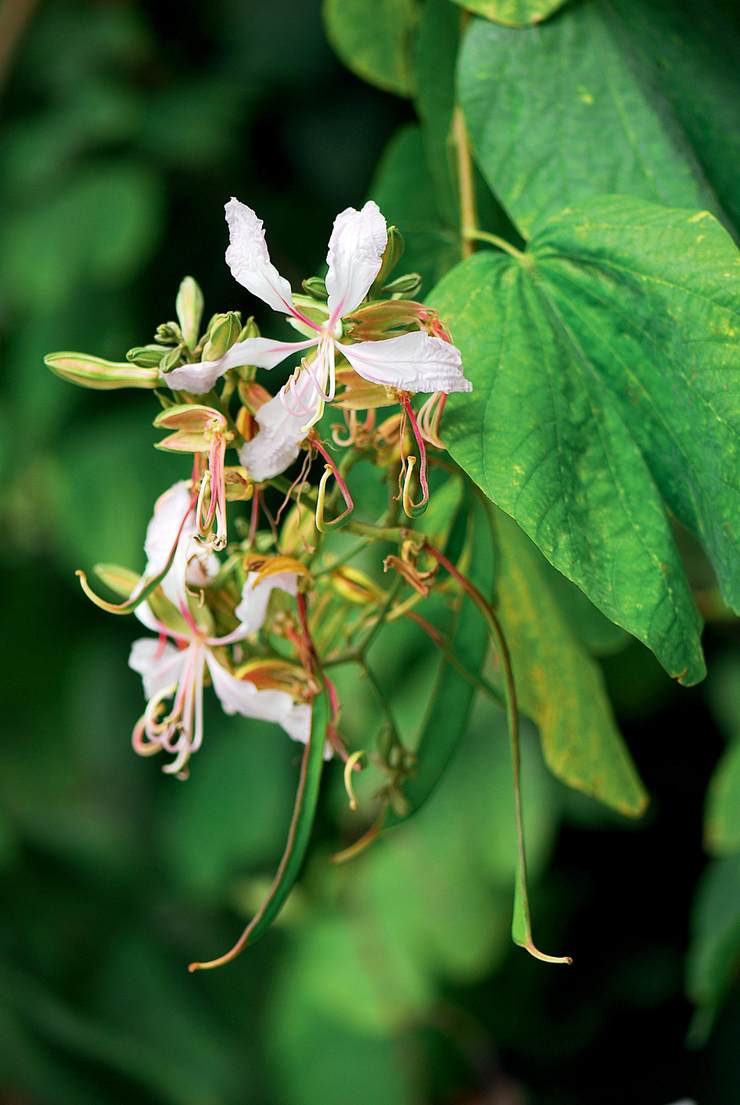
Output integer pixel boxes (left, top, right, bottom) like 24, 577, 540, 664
312, 438, 354, 531
398, 394, 429, 517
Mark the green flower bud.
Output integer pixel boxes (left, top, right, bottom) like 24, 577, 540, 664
301, 275, 328, 301
203, 311, 242, 360
126, 343, 170, 367
381, 271, 422, 297
371, 225, 405, 292
44, 351, 159, 390
154, 321, 183, 346
237, 316, 260, 342
176, 276, 204, 350
160, 344, 186, 373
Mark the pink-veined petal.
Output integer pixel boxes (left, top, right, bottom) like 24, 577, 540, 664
238, 369, 323, 481
337, 331, 472, 395
225, 198, 295, 314
206, 651, 297, 724
129, 638, 187, 701
326, 201, 387, 322
162, 336, 318, 395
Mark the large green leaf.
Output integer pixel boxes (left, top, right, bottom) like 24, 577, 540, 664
459, 0, 738, 238
493, 510, 646, 815
323, 0, 418, 97
451, 0, 567, 27
430, 194, 740, 682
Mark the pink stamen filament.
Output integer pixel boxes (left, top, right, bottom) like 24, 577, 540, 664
312, 437, 354, 520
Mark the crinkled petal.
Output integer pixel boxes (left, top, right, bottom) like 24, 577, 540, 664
326, 201, 387, 321
337, 331, 472, 395
225, 198, 295, 314
239, 369, 323, 481
162, 336, 318, 395
129, 638, 187, 701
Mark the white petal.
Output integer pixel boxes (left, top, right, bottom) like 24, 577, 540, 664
206, 651, 297, 723
159, 360, 227, 395
225, 198, 295, 314
162, 336, 318, 395
238, 369, 323, 481
337, 331, 472, 394
326, 201, 387, 321
281, 703, 331, 758
225, 570, 298, 640
129, 638, 187, 701
142, 480, 218, 611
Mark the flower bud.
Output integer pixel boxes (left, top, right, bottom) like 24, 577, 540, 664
176, 276, 204, 350
371, 225, 405, 292
202, 311, 242, 361
160, 344, 186, 373
44, 351, 160, 390
154, 321, 183, 346
237, 316, 260, 342
153, 404, 228, 452
126, 344, 169, 367
381, 271, 422, 297
301, 275, 328, 301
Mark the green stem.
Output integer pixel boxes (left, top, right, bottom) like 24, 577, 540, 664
463, 228, 525, 261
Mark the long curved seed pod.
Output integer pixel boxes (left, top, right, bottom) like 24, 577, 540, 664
188, 620, 329, 972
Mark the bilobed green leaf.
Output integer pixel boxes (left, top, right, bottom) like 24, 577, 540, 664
323, 0, 418, 97
459, 0, 736, 238
431, 194, 740, 683
451, 0, 566, 27
493, 510, 646, 815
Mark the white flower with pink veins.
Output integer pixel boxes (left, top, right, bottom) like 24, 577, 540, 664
164, 199, 472, 480
129, 481, 310, 778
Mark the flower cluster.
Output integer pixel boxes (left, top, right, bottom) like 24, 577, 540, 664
46, 199, 471, 779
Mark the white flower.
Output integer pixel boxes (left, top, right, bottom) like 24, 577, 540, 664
129, 483, 310, 777
164, 199, 471, 480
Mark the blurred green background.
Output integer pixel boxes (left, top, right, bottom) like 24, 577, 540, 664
1, 2, 739, 1103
